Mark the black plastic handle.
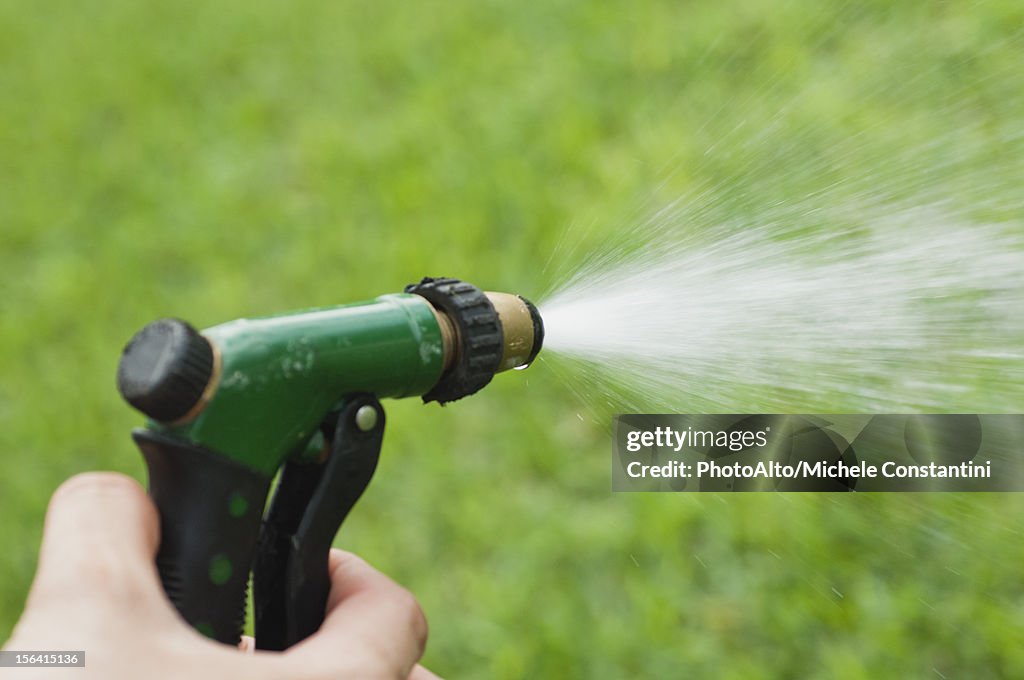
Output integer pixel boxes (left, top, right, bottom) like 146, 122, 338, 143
254, 394, 384, 650
133, 429, 272, 645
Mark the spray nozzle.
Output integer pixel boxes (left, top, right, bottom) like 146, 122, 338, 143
117, 277, 544, 469
114, 276, 545, 647
404, 277, 544, 404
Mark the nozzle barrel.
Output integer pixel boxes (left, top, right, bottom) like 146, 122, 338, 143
118, 277, 544, 474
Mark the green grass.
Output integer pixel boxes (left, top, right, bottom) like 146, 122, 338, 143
1, 1, 1023, 677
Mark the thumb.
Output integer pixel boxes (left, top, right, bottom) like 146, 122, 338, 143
28, 472, 163, 608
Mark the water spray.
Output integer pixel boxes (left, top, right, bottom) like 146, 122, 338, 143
116, 277, 544, 648
539, 206, 1024, 414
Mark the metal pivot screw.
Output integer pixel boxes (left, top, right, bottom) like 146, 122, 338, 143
354, 405, 378, 432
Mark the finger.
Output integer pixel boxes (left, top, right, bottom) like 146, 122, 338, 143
29, 472, 162, 606
238, 635, 256, 653
285, 550, 428, 677
409, 664, 444, 679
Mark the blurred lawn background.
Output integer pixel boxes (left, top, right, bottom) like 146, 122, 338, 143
1, 1, 1023, 677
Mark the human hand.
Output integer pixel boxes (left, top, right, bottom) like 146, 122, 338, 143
3, 473, 439, 679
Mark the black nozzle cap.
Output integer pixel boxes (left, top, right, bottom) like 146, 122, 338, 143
117, 318, 215, 423
519, 296, 544, 366
405, 277, 502, 405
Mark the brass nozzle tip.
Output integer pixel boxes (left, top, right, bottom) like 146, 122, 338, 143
408, 277, 544, 403
485, 292, 545, 372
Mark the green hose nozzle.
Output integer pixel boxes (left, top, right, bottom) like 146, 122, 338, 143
115, 277, 543, 646
118, 277, 543, 475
